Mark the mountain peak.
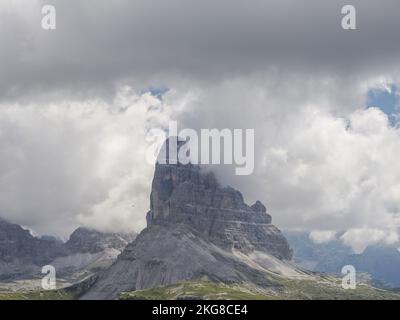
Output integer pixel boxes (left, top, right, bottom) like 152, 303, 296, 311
146, 139, 288, 257
66, 227, 135, 254
82, 138, 294, 299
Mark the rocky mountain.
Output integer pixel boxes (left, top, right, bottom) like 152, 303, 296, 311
82, 138, 301, 299
0, 218, 66, 279
65, 227, 135, 254
0, 218, 135, 284
284, 231, 353, 271
146, 157, 292, 259
2, 139, 399, 300
340, 246, 400, 287
285, 231, 400, 288
51, 227, 136, 282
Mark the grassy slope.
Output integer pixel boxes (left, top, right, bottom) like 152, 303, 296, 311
120, 281, 276, 300
1, 278, 399, 300
1, 275, 399, 300
0, 289, 74, 300
119, 278, 400, 300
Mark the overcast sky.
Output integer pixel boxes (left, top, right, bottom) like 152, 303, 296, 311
1, 0, 400, 252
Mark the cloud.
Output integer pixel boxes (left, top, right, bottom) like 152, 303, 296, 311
340, 228, 399, 253
170, 76, 400, 251
0, 87, 183, 237
2, 69, 400, 252
2, 0, 400, 101
310, 230, 337, 244
1, 0, 400, 252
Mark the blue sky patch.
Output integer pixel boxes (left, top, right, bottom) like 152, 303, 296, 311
366, 84, 399, 126
142, 86, 169, 100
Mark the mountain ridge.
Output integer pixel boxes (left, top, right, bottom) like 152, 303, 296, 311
0, 217, 135, 284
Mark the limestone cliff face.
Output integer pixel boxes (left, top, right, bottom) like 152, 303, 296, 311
82, 139, 296, 299
147, 160, 291, 259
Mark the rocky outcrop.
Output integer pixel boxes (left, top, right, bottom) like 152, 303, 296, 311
83, 138, 295, 299
66, 227, 135, 254
50, 228, 137, 281
0, 218, 135, 281
146, 153, 291, 259
0, 218, 66, 279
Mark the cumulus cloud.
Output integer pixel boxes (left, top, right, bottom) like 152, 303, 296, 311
310, 230, 337, 244
0, 87, 185, 237
1, 0, 400, 253
169, 76, 400, 251
341, 228, 399, 253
